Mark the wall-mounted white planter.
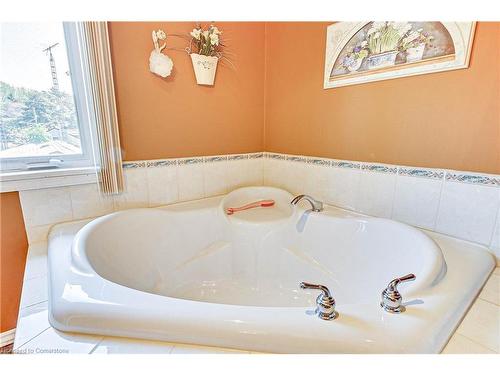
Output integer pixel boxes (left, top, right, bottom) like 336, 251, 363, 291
190, 53, 219, 86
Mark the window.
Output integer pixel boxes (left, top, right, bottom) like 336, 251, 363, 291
0, 22, 94, 172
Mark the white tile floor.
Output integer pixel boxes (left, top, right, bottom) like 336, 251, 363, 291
13, 241, 499, 354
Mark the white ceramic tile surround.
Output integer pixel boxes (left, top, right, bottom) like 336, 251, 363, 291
264, 153, 500, 261
18, 152, 499, 261
18, 153, 264, 245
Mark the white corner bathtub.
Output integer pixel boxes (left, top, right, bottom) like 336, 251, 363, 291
48, 187, 495, 353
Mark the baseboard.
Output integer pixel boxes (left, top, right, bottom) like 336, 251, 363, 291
0, 329, 16, 347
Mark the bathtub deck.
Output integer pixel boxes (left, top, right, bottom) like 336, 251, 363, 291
13, 233, 499, 354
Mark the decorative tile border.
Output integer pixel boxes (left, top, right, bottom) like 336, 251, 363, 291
146, 159, 177, 168
399, 167, 444, 180
122, 152, 500, 187
332, 161, 361, 169
204, 156, 227, 163
308, 158, 331, 166
177, 157, 204, 165
265, 153, 498, 186
446, 172, 500, 186
361, 164, 398, 174
122, 161, 146, 169
228, 154, 248, 161
122, 153, 259, 169
248, 152, 264, 159
286, 155, 308, 163
267, 153, 286, 160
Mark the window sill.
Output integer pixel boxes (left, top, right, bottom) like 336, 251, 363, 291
0, 167, 97, 193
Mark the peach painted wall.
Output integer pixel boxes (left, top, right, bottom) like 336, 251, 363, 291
0, 192, 28, 333
264, 22, 500, 174
108, 22, 266, 161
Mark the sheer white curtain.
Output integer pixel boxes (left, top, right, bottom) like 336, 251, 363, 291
78, 22, 124, 194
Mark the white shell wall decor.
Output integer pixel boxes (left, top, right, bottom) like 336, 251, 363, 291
149, 29, 173, 78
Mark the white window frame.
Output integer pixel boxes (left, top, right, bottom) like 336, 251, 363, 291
0, 22, 98, 192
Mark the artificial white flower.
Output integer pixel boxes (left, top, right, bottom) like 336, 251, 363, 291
374, 32, 381, 39
209, 33, 219, 46
361, 40, 368, 47
390, 22, 412, 36
203, 30, 209, 39
156, 29, 166, 40
367, 22, 386, 36
190, 28, 201, 40
211, 26, 222, 35
374, 21, 387, 28
149, 50, 173, 78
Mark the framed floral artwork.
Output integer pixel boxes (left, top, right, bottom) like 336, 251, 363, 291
323, 22, 476, 89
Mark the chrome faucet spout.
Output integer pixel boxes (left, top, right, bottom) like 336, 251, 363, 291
291, 194, 324, 212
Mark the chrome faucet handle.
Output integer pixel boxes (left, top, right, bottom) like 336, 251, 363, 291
300, 282, 338, 320
380, 274, 416, 313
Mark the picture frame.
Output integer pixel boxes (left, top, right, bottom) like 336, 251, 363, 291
324, 22, 476, 89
